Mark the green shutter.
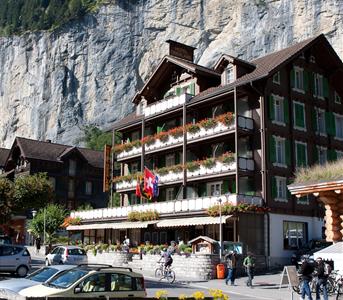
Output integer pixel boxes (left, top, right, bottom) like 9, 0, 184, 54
284, 98, 289, 124
296, 143, 306, 167
312, 109, 317, 132
231, 181, 236, 194
290, 68, 295, 88
304, 70, 309, 92
286, 178, 292, 199
328, 149, 337, 161
268, 95, 275, 120
189, 83, 195, 96
158, 156, 165, 168
271, 177, 277, 199
295, 103, 305, 128
313, 146, 319, 164
198, 184, 206, 197
325, 112, 335, 136
175, 153, 180, 165
323, 77, 329, 98
176, 87, 181, 96
285, 139, 291, 166
222, 180, 229, 194
269, 135, 276, 163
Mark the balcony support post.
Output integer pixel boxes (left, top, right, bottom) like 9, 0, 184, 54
140, 117, 145, 205
234, 87, 239, 194
182, 100, 187, 199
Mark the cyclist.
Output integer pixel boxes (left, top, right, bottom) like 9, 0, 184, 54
298, 256, 314, 300
315, 257, 330, 300
161, 248, 173, 271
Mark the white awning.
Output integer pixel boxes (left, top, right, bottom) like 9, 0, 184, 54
67, 221, 158, 231
156, 216, 232, 228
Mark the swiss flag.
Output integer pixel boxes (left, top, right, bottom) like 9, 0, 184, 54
143, 167, 155, 199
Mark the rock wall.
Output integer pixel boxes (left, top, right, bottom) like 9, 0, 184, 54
0, 0, 342, 148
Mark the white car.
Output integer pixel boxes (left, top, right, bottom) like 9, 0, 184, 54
19, 265, 146, 298
45, 246, 87, 265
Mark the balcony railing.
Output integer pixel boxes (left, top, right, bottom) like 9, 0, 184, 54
144, 93, 193, 117
71, 194, 263, 220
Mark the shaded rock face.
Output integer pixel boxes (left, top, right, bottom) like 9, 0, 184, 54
0, 0, 342, 148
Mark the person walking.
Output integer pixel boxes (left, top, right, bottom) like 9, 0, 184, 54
298, 256, 314, 300
225, 251, 238, 286
35, 237, 41, 254
123, 235, 130, 253
315, 257, 329, 300
243, 252, 255, 288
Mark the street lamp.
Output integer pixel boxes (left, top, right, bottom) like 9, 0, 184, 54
31, 208, 46, 246
214, 191, 223, 261
31, 210, 37, 218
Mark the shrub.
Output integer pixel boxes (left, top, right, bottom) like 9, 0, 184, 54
186, 161, 200, 172
186, 123, 201, 134
220, 152, 234, 164
203, 157, 216, 168
170, 164, 183, 173
216, 112, 234, 127
200, 118, 217, 129
184, 247, 192, 254
131, 140, 141, 148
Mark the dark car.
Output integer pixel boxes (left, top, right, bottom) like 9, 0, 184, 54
0, 235, 12, 245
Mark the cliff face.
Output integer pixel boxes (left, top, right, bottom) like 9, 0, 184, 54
0, 0, 342, 148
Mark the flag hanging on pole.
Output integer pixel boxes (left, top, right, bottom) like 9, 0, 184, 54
153, 175, 159, 198
143, 167, 155, 199
135, 176, 141, 197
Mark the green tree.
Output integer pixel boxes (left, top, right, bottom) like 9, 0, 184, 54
0, 178, 15, 222
14, 173, 54, 211
28, 204, 67, 243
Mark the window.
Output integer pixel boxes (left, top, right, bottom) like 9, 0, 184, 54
212, 142, 225, 158
68, 179, 75, 198
317, 146, 327, 165
165, 153, 175, 167
293, 101, 306, 130
165, 188, 174, 201
207, 181, 222, 196
313, 73, 324, 99
49, 177, 56, 191
275, 137, 286, 165
273, 95, 284, 124
272, 72, 280, 84
79, 273, 106, 293
85, 181, 92, 195
130, 162, 139, 174
335, 91, 341, 104
310, 55, 316, 63
130, 194, 139, 205
110, 273, 133, 291
335, 114, 343, 139
131, 131, 140, 141
293, 67, 304, 91
226, 66, 234, 84
69, 159, 76, 176
315, 108, 326, 135
283, 221, 307, 250
295, 141, 307, 168
297, 195, 309, 205
275, 177, 287, 201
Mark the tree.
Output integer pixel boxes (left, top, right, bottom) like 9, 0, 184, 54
0, 178, 15, 221
14, 173, 54, 211
28, 204, 67, 243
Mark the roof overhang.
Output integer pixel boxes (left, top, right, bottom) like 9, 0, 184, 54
288, 179, 343, 197
156, 216, 232, 228
67, 220, 158, 231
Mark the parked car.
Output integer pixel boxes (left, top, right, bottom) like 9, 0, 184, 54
0, 235, 12, 245
19, 265, 146, 298
0, 265, 76, 294
0, 245, 31, 277
45, 246, 87, 266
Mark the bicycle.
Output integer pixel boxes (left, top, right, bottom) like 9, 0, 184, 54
154, 261, 176, 283
293, 274, 336, 295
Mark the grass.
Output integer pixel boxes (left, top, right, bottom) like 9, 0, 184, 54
294, 159, 343, 184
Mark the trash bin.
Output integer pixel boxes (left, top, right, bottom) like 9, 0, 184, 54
216, 263, 225, 279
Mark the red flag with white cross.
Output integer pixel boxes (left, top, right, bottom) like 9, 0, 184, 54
143, 167, 155, 199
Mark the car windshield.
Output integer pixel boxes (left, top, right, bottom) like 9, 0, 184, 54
45, 269, 89, 289
68, 248, 86, 255
27, 267, 59, 282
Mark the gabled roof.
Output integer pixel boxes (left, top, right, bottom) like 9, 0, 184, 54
0, 148, 10, 167
214, 54, 256, 72
8, 137, 103, 169
133, 55, 220, 104
192, 34, 342, 103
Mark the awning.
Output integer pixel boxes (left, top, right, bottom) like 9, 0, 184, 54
156, 216, 232, 228
67, 220, 158, 231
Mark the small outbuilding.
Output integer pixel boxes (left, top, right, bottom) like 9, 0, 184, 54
313, 242, 343, 272
188, 236, 218, 254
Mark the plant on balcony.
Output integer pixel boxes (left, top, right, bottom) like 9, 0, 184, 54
156, 131, 169, 142
61, 216, 82, 227
169, 126, 184, 138
186, 161, 200, 172
127, 211, 141, 221
207, 201, 270, 217
216, 112, 234, 126
156, 167, 169, 175
131, 139, 141, 148
142, 135, 154, 146
186, 123, 201, 134
169, 164, 183, 173
128, 210, 159, 222
202, 157, 216, 168
219, 152, 235, 164
199, 118, 217, 129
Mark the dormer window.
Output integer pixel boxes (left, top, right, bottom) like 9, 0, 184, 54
226, 66, 234, 84
273, 72, 280, 84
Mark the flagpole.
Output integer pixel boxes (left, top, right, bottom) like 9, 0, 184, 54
140, 116, 145, 205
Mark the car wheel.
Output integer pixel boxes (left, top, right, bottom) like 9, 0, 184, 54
59, 261, 63, 265
45, 259, 50, 266
16, 265, 28, 277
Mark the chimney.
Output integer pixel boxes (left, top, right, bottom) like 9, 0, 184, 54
166, 40, 196, 62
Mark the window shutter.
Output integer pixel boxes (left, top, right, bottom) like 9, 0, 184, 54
286, 178, 292, 199
158, 156, 165, 168
295, 104, 305, 128
313, 146, 319, 164
268, 95, 275, 120
175, 153, 180, 165
231, 181, 236, 194
189, 83, 195, 96
271, 177, 277, 199
312, 109, 317, 132
304, 70, 309, 92
198, 184, 206, 197
284, 98, 289, 124
325, 112, 335, 136
285, 139, 291, 166
222, 180, 229, 194
290, 68, 295, 88
328, 149, 337, 161
323, 77, 329, 98
269, 135, 276, 163
176, 87, 181, 96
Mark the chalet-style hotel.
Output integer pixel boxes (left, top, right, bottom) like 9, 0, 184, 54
69, 34, 343, 266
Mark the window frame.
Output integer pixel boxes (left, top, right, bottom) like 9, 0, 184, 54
272, 94, 285, 125
226, 66, 234, 84
85, 181, 92, 196
317, 146, 327, 165
313, 73, 324, 99
275, 176, 287, 202
272, 72, 281, 84
293, 101, 306, 131
334, 91, 341, 104
165, 153, 175, 167
334, 113, 343, 141
273, 136, 286, 167
315, 107, 326, 136
69, 159, 76, 176
165, 187, 175, 201
293, 66, 304, 93
207, 181, 222, 197
283, 221, 308, 250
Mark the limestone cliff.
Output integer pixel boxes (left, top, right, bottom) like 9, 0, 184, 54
0, 0, 342, 147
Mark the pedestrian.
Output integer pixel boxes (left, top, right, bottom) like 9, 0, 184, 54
298, 256, 314, 300
243, 252, 255, 288
123, 235, 130, 253
315, 257, 330, 300
35, 237, 41, 254
225, 250, 238, 286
